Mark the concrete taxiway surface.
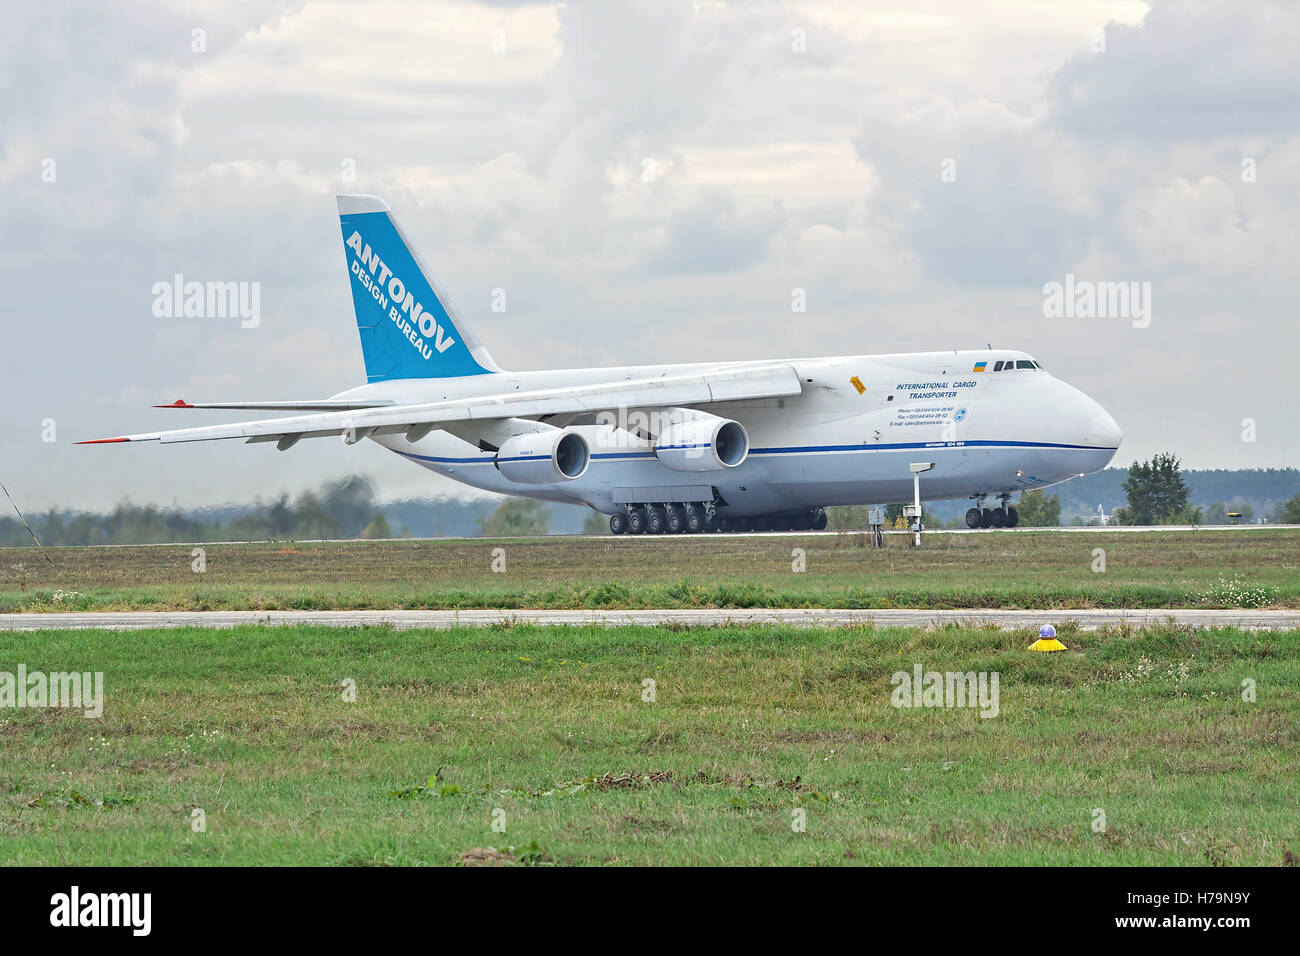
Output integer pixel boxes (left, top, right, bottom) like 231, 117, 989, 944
34, 523, 1298, 551
0, 608, 1295, 631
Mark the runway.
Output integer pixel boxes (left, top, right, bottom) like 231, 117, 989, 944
36, 523, 1298, 549
0, 608, 1295, 631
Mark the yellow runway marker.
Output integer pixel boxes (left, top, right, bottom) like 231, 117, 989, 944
1029, 624, 1067, 652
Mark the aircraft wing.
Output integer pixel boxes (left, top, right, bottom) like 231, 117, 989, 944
79, 364, 802, 448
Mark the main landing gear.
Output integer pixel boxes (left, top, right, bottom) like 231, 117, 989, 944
964, 494, 1019, 530
614, 501, 712, 535
610, 504, 828, 535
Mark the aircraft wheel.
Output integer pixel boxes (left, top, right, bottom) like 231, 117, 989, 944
647, 506, 667, 534
1005, 506, 1019, 528
965, 507, 983, 529
666, 505, 686, 534
980, 508, 994, 528
685, 505, 707, 533
990, 507, 1007, 528
627, 508, 647, 535
811, 509, 828, 531
609, 512, 628, 535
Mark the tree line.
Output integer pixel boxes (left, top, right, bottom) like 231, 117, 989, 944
1, 476, 394, 548
990, 454, 1300, 528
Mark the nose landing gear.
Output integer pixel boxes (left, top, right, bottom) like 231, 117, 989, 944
966, 494, 1020, 529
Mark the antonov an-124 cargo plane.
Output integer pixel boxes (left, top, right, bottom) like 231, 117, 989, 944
81, 195, 1122, 534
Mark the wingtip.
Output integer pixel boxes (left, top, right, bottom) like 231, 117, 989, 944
154, 399, 194, 408
76, 437, 130, 445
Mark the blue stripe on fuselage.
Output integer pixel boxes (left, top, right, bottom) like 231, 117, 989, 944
394, 438, 1116, 467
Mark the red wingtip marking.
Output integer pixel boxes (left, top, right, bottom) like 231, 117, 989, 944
154, 399, 194, 408
76, 437, 130, 444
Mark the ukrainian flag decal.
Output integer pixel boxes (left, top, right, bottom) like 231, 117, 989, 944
972, 361, 988, 372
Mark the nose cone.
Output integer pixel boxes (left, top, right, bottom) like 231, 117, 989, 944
1086, 404, 1122, 449
1046, 376, 1123, 449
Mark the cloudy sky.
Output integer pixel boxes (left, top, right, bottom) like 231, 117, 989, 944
2, 0, 1296, 512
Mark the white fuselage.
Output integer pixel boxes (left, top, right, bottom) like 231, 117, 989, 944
334, 349, 1121, 517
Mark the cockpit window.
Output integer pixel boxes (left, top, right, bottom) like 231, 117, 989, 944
1016, 360, 1036, 370
993, 360, 1004, 371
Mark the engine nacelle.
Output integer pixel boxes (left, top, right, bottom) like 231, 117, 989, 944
654, 412, 749, 472
495, 429, 590, 484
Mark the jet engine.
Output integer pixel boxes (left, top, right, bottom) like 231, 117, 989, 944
495, 428, 590, 484
654, 411, 749, 472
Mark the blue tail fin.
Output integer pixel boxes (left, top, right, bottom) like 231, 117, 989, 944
337, 195, 499, 382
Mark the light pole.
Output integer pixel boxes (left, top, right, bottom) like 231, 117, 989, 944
908, 462, 935, 546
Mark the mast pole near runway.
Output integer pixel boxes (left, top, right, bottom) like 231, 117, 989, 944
908, 462, 935, 547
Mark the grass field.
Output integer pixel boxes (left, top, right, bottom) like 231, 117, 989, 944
1, 622, 1296, 865
1, 529, 1297, 612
